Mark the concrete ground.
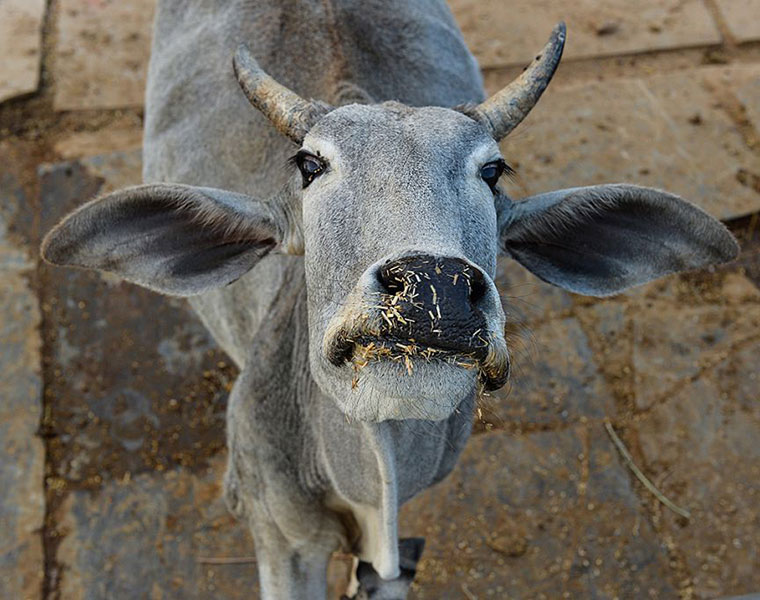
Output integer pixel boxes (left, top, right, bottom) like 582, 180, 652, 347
1, 1, 759, 598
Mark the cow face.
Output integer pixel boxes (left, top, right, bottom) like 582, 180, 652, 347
299, 103, 510, 420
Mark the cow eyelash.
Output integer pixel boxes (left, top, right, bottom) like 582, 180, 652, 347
480, 159, 515, 192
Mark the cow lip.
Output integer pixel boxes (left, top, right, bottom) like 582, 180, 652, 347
325, 330, 509, 391
326, 328, 487, 364
351, 334, 487, 363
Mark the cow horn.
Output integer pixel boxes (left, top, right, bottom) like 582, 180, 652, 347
233, 44, 330, 144
470, 22, 566, 141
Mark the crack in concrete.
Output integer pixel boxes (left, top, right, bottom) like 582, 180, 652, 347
633, 329, 760, 421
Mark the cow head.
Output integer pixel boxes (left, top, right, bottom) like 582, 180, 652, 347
41, 24, 738, 422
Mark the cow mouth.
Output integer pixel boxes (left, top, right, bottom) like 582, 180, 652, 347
336, 333, 487, 364
325, 325, 510, 391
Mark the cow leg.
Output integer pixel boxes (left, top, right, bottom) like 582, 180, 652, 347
223, 408, 338, 600
249, 514, 332, 600
345, 538, 425, 600
223, 439, 339, 600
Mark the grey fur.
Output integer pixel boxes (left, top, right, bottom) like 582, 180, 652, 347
40, 1, 738, 598
41, 183, 300, 296
499, 184, 739, 296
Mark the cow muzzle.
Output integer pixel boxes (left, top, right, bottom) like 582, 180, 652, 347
324, 253, 510, 391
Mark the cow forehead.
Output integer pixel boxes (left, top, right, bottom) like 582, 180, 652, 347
305, 102, 495, 157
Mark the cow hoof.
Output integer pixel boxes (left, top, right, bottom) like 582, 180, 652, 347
350, 537, 425, 600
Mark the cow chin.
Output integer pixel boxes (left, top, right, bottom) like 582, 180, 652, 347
335, 359, 478, 422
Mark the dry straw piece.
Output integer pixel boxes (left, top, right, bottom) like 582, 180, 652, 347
604, 420, 691, 520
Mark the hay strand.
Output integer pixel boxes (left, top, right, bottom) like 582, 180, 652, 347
604, 421, 691, 520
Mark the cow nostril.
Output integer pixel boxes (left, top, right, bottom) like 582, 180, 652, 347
377, 262, 404, 294
468, 268, 487, 305
378, 255, 489, 306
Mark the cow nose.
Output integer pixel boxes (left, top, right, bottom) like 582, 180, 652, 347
375, 254, 491, 357
377, 255, 487, 305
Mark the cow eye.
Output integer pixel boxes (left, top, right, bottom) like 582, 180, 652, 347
480, 160, 512, 192
294, 151, 326, 187
480, 160, 503, 191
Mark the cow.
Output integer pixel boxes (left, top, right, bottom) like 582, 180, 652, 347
41, 1, 738, 598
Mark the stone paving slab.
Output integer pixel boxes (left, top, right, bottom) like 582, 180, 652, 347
637, 337, 760, 598
401, 425, 676, 599
0, 160, 45, 599
495, 66, 760, 221
53, 116, 143, 160
567, 270, 760, 413
56, 456, 261, 599
630, 272, 760, 410
54, 0, 157, 110
0, 0, 46, 103
715, 0, 760, 43
450, 0, 721, 68
632, 299, 760, 410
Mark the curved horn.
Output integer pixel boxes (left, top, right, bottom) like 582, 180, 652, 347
233, 44, 330, 144
470, 22, 566, 141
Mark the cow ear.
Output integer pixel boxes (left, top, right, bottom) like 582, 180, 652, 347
499, 184, 739, 297
41, 183, 299, 296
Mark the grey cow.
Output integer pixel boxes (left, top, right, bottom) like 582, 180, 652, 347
42, 1, 738, 598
